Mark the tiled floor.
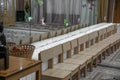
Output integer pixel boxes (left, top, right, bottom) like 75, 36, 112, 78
81, 49, 120, 80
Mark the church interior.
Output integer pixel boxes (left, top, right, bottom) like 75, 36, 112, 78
0, 0, 120, 80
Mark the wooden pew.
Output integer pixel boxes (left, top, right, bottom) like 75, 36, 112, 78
40, 45, 73, 80
78, 34, 89, 51
40, 32, 49, 41
53, 42, 79, 80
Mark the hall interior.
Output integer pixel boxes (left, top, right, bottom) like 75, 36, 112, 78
0, 0, 120, 80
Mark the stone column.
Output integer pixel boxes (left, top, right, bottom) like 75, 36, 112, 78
97, 0, 102, 23
97, 0, 109, 23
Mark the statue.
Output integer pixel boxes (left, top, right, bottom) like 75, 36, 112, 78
24, 1, 30, 22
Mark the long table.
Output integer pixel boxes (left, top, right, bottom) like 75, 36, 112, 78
31, 23, 114, 60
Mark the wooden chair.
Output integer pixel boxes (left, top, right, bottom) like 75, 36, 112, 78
65, 39, 92, 77
21, 38, 30, 45
9, 44, 35, 59
70, 26, 76, 32
106, 26, 114, 37
78, 33, 103, 67
78, 34, 89, 51
48, 31, 57, 38
40, 32, 49, 40
113, 24, 117, 34
98, 28, 107, 41
71, 39, 93, 72
66, 27, 71, 33
39, 45, 72, 80
53, 42, 79, 80
88, 31, 99, 46
32, 35, 40, 43
56, 29, 62, 36
75, 25, 79, 30
62, 28, 68, 34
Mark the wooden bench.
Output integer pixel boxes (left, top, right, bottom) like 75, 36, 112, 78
40, 45, 72, 80
78, 34, 89, 51
56, 29, 63, 36
59, 41, 80, 80
40, 32, 49, 41
68, 39, 93, 77
38, 23, 120, 80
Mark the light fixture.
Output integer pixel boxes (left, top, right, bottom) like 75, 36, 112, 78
1, 2, 4, 6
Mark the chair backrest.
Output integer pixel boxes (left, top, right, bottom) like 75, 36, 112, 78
62, 28, 68, 34
39, 45, 63, 68
56, 29, 62, 36
78, 34, 89, 51
21, 38, 30, 45
40, 32, 49, 40
67, 27, 71, 32
32, 35, 40, 43
77, 25, 81, 29
98, 28, 107, 41
62, 41, 71, 59
88, 31, 99, 46
70, 26, 75, 32
75, 25, 79, 30
113, 24, 117, 34
48, 31, 56, 38
106, 25, 114, 37
70, 39, 78, 55
111, 25, 115, 35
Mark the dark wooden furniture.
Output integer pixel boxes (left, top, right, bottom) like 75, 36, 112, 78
0, 56, 41, 80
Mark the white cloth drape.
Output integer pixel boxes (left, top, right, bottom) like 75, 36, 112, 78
31, 0, 98, 25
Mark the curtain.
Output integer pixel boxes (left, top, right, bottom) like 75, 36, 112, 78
45, 0, 82, 25
31, 0, 44, 24
31, 0, 98, 25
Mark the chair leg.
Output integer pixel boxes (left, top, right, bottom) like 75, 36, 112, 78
99, 54, 102, 63
89, 62, 93, 72
83, 66, 87, 77
77, 70, 80, 80
102, 52, 106, 59
93, 59, 97, 68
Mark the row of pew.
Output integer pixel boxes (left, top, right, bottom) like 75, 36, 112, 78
30, 25, 81, 44
5, 24, 82, 45
39, 23, 120, 80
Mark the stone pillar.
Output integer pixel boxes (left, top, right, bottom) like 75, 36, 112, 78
3, 0, 8, 26
97, 0, 109, 23
97, 0, 102, 23
3, 0, 15, 27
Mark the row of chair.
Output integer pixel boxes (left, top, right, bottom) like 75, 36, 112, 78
39, 24, 119, 80
6, 23, 89, 45
15, 24, 83, 45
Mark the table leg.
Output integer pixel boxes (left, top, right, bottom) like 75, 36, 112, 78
36, 70, 41, 80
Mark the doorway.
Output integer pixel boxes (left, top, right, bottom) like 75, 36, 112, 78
113, 0, 120, 23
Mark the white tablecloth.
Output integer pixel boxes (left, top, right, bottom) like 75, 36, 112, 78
32, 23, 114, 60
